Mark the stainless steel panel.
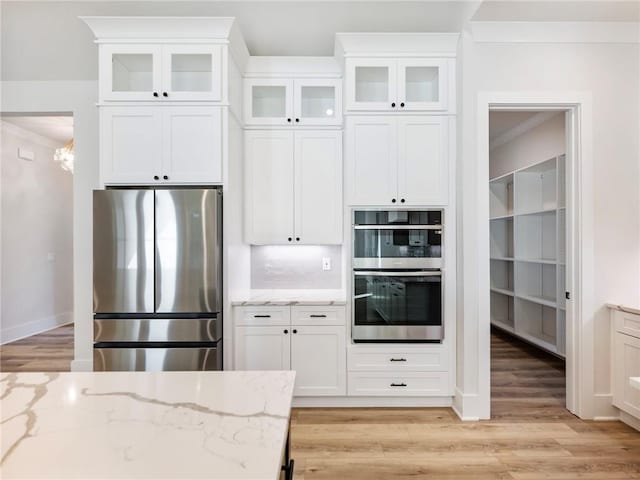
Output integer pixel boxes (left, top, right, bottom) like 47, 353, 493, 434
94, 318, 222, 343
354, 270, 441, 277
93, 346, 222, 371
353, 258, 443, 269
93, 190, 154, 313
353, 225, 442, 230
352, 325, 444, 342
155, 189, 221, 314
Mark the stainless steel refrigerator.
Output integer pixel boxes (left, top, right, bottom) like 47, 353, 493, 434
92, 188, 222, 371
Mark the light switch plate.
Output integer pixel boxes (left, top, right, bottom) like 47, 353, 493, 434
18, 148, 35, 161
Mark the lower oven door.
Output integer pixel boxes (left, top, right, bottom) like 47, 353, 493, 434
93, 344, 222, 371
353, 270, 443, 342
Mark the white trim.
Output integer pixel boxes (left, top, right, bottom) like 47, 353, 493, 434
620, 411, 640, 432
1, 120, 65, 149
489, 111, 560, 151
292, 395, 453, 408
471, 21, 640, 44
0, 312, 73, 345
335, 32, 460, 58
475, 91, 594, 420
452, 387, 481, 421
70, 359, 93, 372
594, 393, 619, 419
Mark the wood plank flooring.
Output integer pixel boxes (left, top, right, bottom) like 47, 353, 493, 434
1, 324, 639, 479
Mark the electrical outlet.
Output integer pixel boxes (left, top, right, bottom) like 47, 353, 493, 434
322, 257, 331, 271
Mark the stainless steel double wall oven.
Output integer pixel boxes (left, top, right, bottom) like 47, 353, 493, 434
352, 210, 444, 342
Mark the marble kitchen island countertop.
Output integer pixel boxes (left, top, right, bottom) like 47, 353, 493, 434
231, 289, 347, 306
0, 371, 295, 480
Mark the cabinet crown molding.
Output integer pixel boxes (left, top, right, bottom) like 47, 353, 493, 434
335, 32, 460, 59
244, 56, 342, 78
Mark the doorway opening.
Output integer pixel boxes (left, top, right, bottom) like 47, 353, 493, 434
0, 113, 74, 372
488, 109, 574, 420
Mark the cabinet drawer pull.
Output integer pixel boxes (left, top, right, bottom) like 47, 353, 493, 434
390, 382, 407, 387
254, 315, 271, 318
389, 358, 407, 362
309, 314, 327, 318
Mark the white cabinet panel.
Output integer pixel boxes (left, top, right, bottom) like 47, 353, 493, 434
291, 325, 346, 396
396, 58, 447, 111
101, 107, 163, 185
346, 116, 397, 206
235, 307, 291, 326
244, 78, 294, 126
348, 349, 447, 372
613, 332, 640, 419
348, 371, 449, 396
293, 78, 342, 126
161, 44, 222, 101
163, 107, 222, 183
291, 305, 346, 326
397, 116, 448, 205
345, 58, 396, 111
100, 44, 162, 102
245, 130, 295, 244
294, 131, 343, 244
234, 326, 291, 371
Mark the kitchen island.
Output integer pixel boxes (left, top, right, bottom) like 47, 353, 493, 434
0, 371, 295, 479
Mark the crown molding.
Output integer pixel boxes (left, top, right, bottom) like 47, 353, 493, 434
471, 21, 640, 44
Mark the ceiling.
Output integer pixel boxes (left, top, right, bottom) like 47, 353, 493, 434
489, 111, 539, 142
2, 116, 74, 144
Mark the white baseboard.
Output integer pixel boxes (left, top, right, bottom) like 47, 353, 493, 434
70, 358, 92, 372
620, 411, 640, 432
292, 396, 453, 408
452, 387, 481, 421
0, 311, 73, 345
593, 393, 618, 419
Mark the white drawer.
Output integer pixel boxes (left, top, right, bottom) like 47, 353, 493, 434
348, 349, 447, 372
235, 307, 291, 326
615, 310, 640, 339
292, 305, 346, 326
348, 372, 449, 396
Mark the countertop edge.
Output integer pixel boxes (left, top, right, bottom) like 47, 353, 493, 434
607, 304, 640, 316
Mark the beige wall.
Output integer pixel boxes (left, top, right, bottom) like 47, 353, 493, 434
0, 121, 73, 343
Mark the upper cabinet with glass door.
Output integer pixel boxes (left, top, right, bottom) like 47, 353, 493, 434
100, 44, 223, 102
345, 57, 449, 112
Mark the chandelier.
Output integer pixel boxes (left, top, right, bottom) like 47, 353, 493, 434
54, 139, 74, 173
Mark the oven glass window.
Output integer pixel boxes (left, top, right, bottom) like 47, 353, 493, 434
354, 273, 441, 327
354, 229, 441, 258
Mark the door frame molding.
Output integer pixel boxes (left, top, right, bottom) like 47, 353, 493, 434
475, 91, 594, 418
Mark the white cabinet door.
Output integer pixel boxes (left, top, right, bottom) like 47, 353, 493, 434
293, 78, 342, 126
613, 332, 640, 419
290, 326, 346, 396
100, 44, 162, 102
245, 130, 295, 244
294, 130, 343, 244
397, 116, 448, 205
346, 116, 397, 206
100, 107, 163, 185
396, 58, 448, 111
345, 58, 397, 111
162, 107, 223, 184
244, 78, 294, 126
161, 44, 223, 101
234, 326, 291, 371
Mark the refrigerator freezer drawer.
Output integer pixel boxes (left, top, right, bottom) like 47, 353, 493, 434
93, 346, 222, 371
94, 318, 222, 343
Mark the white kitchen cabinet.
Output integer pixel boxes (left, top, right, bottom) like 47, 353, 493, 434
345, 57, 448, 112
612, 309, 640, 420
346, 115, 448, 206
100, 44, 223, 102
244, 78, 342, 126
245, 130, 342, 245
101, 106, 222, 185
233, 305, 347, 396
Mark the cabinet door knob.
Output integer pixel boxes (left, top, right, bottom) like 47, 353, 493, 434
292, 329, 297, 334
153, 92, 159, 98
296, 237, 300, 242
295, 118, 300, 123
400, 198, 405, 203
284, 329, 288, 334
391, 198, 397, 203
162, 92, 168, 97
391, 102, 396, 108
400, 102, 405, 108
287, 118, 292, 123
163, 175, 169, 180
154, 175, 159, 180
288, 237, 292, 242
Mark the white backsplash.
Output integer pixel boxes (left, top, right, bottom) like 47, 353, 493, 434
251, 245, 342, 289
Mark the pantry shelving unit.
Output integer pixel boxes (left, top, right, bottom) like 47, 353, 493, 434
489, 155, 566, 357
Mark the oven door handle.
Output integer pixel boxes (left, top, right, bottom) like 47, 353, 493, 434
354, 271, 442, 277
353, 225, 442, 230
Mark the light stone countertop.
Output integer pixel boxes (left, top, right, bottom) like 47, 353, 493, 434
607, 303, 640, 316
631, 377, 640, 391
0, 371, 295, 480
231, 289, 347, 306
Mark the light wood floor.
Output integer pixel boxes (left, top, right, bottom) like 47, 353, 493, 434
1, 325, 639, 479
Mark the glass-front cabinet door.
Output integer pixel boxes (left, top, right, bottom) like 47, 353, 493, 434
345, 58, 397, 111
244, 78, 294, 126
101, 44, 162, 101
161, 45, 222, 101
397, 58, 447, 111
293, 79, 342, 126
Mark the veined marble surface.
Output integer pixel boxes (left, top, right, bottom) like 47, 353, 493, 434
1, 371, 295, 479
231, 289, 347, 306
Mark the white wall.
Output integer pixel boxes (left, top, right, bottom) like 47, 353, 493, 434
0, 121, 73, 343
490, 113, 565, 178
457, 34, 640, 418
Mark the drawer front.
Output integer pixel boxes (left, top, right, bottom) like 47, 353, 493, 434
235, 307, 291, 326
348, 372, 449, 396
615, 310, 640, 339
292, 305, 346, 326
94, 347, 221, 372
348, 349, 447, 372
